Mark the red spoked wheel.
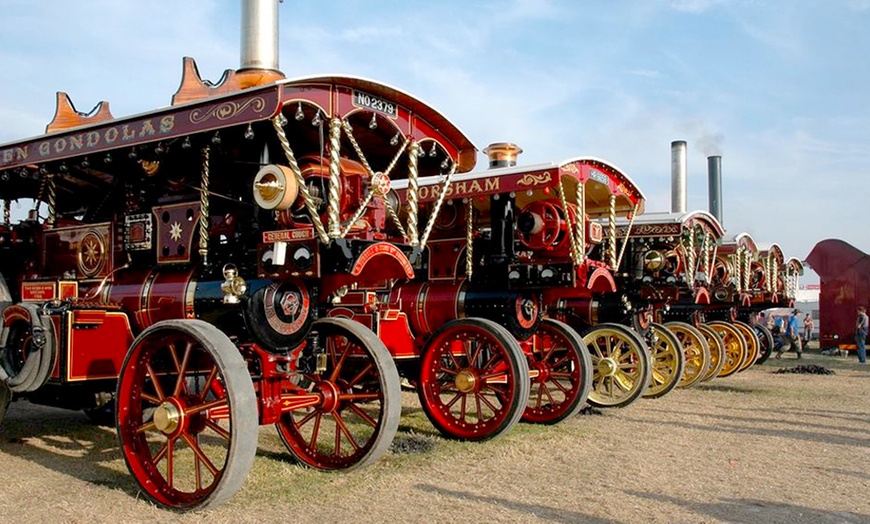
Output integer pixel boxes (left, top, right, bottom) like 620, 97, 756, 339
522, 319, 592, 425
275, 317, 401, 471
116, 320, 258, 511
418, 318, 530, 441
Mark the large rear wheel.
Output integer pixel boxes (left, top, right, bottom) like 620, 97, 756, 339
418, 318, 530, 441
116, 320, 258, 511
521, 319, 592, 425
643, 323, 685, 399
583, 323, 651, 408
666, 321, 710, 389
707, 321, 747, 378
275, 317, 401, 471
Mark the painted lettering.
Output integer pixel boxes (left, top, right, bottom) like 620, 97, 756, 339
53, 139, 66, 153
485, 177, 500, 191
39, 142, 50, 156
121, 124, 136, 141
159, 115, 175, 132
87, 131, 100, 147
105, 127, 118, 143
139, 119, 156, 137
70, 134, 84, 150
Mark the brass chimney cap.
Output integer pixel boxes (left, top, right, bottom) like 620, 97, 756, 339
483, 142, 523, 168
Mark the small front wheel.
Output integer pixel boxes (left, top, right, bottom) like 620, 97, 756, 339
522, 319, 592, 425
643, 323, 685, 399
583, 323, 651, 408
665, 321, 710, 389
276, 317, 401, 471
707, 321, 747, 378
418, 318, 530, 441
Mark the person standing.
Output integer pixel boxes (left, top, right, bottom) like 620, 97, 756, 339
803, 313, 814, 343
856, 306, 868, 364
777, 310, 803, 359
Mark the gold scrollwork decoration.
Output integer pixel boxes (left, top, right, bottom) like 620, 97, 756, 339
517, 172, 552, 186
190, 97, 267, 124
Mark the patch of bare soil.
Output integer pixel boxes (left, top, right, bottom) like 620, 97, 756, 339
1, 351, 868, 524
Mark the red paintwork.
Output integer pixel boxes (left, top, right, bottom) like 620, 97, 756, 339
806, 239, 870, 349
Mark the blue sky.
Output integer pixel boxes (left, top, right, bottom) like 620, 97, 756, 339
2, 0, 869, 284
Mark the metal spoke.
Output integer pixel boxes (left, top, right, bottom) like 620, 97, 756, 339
173, 341, 193, 397
307, 412, 323, 450
333, 412, 361, 452
146, 362, 166, 401
347, 402, 378, 428
182, 433, 220, 476
203, 418, 231, 441
346, 362, 374, 388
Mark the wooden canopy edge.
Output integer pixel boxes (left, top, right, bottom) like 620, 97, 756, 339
172, 57, 285, 106
46, 92, 114, 134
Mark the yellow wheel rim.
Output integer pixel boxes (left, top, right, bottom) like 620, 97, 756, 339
583, 325, 649, 408
666, 322, 710, 389
643, 324, 684, 399
708, 321, 747, 378
732, 321, 760, 371
698, 324, 726, 381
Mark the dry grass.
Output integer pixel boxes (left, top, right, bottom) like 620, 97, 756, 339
1, 351, 869, 523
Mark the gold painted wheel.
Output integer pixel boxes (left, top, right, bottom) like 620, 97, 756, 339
733, 321, 760, 371
697, 324, 726, 381
643, 323, 685, 399
707, 321, 747, 378
582, 323, 651, 408
666, 321, 711, 389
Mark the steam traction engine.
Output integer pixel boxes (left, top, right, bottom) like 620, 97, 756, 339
609, 210, 727, 393
0, 44, 481, 508
392, 146, 653, 414
707, 233, 765, 375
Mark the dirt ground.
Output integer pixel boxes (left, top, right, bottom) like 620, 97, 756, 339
1, 349, 868, 524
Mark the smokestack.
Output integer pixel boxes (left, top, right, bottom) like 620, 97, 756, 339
483, 143, 523, 169
240, 0, 281, 73
670, 140, 687, 213
708, 155, 722, 224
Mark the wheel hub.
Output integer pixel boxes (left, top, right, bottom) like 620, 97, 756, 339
317, 380, 341, 413
153, 401, 182, 434
454, 369, 477, 393
598, 358, 618, 377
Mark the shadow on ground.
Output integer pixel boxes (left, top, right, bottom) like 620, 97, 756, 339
416, 484, 620, 524
628, 490, 869, 524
